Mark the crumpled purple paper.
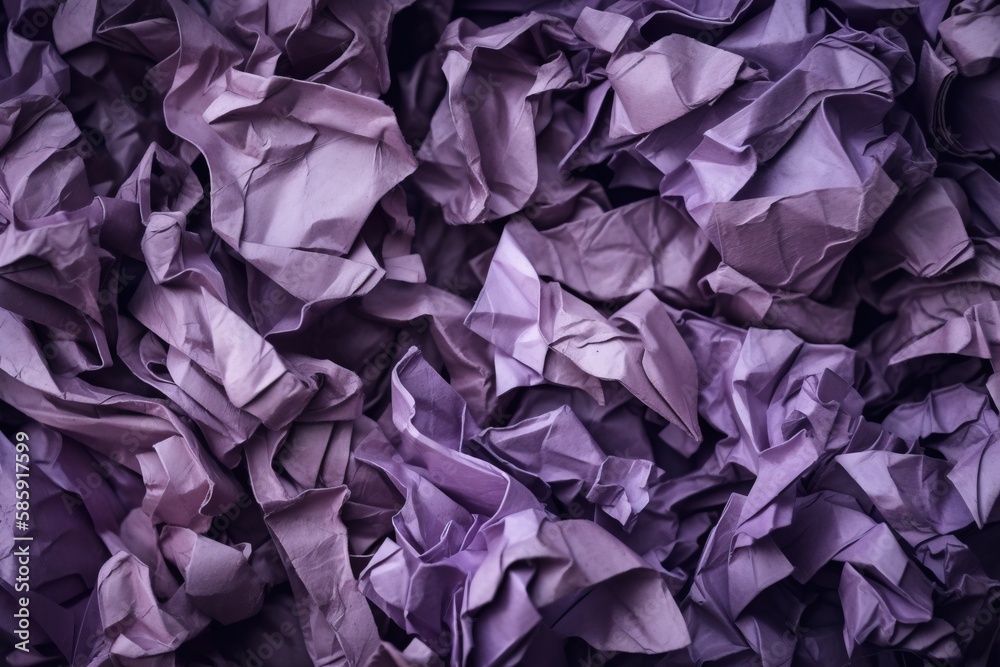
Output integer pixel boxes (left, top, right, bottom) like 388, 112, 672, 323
2, 0, 1000, 666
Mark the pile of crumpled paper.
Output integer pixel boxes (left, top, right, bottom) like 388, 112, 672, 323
2, 0, 1000, 665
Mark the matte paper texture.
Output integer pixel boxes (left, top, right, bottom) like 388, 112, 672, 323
1, 0, 999, 666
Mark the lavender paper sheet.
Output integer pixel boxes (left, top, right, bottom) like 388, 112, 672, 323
2, 0, 1000, 666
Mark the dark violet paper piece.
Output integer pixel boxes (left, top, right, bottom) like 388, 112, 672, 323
2, 0, 1000, 666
